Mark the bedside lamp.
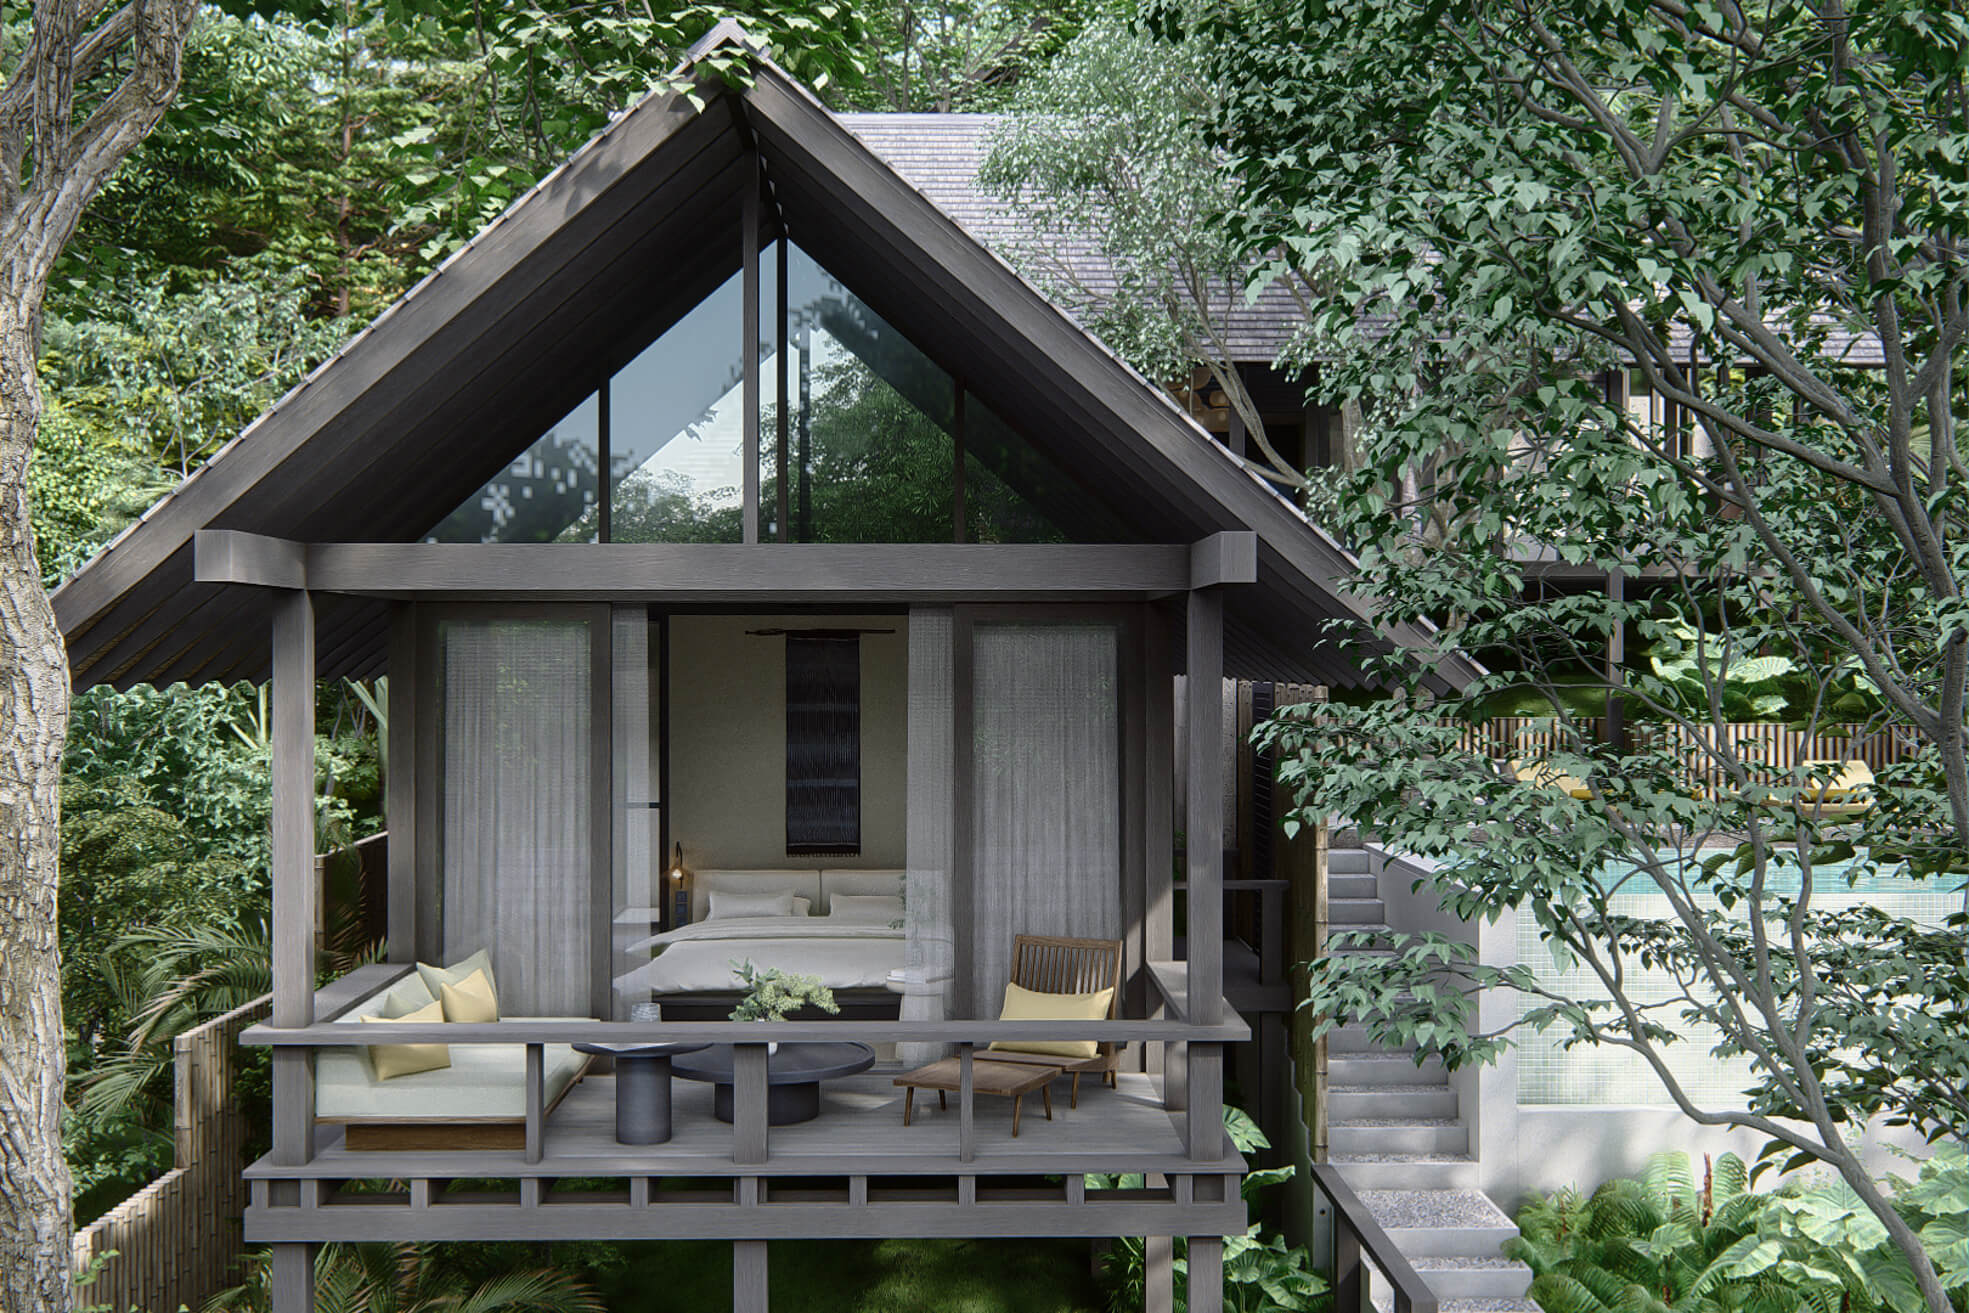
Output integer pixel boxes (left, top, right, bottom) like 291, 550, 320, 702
670, 843, 691, 927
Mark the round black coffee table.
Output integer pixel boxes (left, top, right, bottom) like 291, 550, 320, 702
671, 1041, 876, 1125
572, 1042, 709, 1144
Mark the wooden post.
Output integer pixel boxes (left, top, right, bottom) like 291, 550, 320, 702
524, 1043, 545, 1164
270, 1243, 314, 1313
1188, 1235, 1224, 1313
958, 1042, 975, 1163
741, 159, 761, 545
1333, 1215, 1363, 1312
734, 1240, 768, 1313
384, 606, 416, 962
1606, 569, 1626, 752
271, 591, 315, 1182
1185, 587, 1225, 1163
734, 1043, 769, 1165
1145, 1235, 1174, 1313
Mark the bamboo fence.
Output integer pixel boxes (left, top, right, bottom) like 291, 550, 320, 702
73, 993, 271, 1313
1451, 716, 1910, 791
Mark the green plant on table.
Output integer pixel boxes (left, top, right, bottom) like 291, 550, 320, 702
728, 961, 840, 1023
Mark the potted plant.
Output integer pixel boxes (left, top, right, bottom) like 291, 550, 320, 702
728, 960, 839, 1053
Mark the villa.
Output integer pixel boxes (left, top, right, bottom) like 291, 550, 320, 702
50, 25, 1487, 1313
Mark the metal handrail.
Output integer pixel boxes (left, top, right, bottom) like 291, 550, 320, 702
1310, 1161, 1440, 1313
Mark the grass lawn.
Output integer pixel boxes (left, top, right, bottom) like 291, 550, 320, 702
570, 1237, 1108, 1311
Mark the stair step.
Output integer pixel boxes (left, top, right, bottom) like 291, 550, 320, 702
1414, 1257, 1535, 1300
1440, 1300, 1540, 1313
1326, 1025, 1416, 1054
1330, 898, 1389, 924
1329, 1054, 1447, 1086
1386, 1224, 1520, 1259
1331, 1153, 1482, 1189
1358, 1188, 1512, 1232
1329, 1087, 1457, 1119
1329, 848, 1373, 875
1330, 1119, 1469, 1154
1330, 872, 1379, 899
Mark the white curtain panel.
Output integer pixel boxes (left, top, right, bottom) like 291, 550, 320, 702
904, 610, 956, 1033
967, 622, 1122, 1016
440, 618, 593, 1017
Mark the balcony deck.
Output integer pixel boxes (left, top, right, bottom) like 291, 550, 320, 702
246, 1068, 1246, 1243
258, 1066, 1208, 1180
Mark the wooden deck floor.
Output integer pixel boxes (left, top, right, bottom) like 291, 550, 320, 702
264, 1068, 1211, 1181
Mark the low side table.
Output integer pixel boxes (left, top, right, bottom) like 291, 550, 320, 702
671, 1041, 877, 1125
571, 1042, 709, 1144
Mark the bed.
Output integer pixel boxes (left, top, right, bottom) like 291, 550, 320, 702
612, 869, 905, 1016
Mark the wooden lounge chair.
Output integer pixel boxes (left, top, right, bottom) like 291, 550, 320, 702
976, 933, 1125, 1109
1509, 759, 1595, 800
1795, 758, 1875, 820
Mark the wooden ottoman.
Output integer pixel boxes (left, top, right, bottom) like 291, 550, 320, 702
893, 1057, 1061, 1136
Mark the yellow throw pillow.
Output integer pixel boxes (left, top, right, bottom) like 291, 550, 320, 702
439, 968, 500, 1024
415, 948, 497, 1003
988, 980, 1114, 1062
362, 999, 451, 1080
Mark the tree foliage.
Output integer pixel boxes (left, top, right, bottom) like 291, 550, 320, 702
1167, 2, 1969, 1310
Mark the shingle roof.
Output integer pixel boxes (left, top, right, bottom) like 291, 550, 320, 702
844, 113, 1886, 370
841, 113, 1310, 361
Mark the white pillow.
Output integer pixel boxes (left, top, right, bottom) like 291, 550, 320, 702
707, 890, 797, 920
828, 894, 904, 924
791, 896, 813, 917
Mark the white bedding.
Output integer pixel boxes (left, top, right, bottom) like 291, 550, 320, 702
613, 916, 905, 995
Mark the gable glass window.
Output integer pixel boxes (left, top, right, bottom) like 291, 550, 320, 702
426, 240, 1131, 545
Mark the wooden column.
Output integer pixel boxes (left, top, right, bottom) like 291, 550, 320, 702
271, 590, 316, 1177
741, 160, 761, 545
1188, 1235, 1224, 1313
384, 605, 416, 962
1185, 587, 1225, 1163
1144, 1235, 1174, 1313
734, 1240, 768, 1313
270, 1243, 315, 1313
1605, 568, 1626, 752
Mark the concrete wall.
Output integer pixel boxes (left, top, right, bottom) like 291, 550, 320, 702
1370, 846, 1936, 1213
668, 614, 908, 871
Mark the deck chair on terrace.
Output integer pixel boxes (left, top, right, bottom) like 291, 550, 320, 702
979, 933, 1125, 1109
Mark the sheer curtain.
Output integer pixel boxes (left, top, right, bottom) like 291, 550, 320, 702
966, 622, 1122, 1017
440, 618, 592, 1017
902, 611, 956, 1060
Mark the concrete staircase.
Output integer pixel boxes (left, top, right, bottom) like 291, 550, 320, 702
1326, 845, 1537, 1313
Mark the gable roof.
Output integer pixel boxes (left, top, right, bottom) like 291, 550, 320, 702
52, 29, 1475, 694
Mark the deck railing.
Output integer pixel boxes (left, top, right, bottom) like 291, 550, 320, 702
74, 993, 271, 1313
1452, 716, 1908, 787
242, 971, 1249, 1173
1311, 1161, 1440, 1313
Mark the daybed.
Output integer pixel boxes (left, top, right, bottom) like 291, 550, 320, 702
316, 960, 595, 1151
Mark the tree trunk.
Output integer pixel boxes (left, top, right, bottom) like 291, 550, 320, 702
0, 273, 74, 1313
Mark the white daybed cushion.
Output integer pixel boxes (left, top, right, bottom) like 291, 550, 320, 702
316, 974, 588, 1122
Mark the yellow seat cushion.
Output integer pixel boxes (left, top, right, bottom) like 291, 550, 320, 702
439, 968, 500, 1024
362, 999, 451, 1080
987, 980, 1114, 1062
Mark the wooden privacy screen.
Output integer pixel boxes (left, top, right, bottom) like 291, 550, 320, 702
786, 634, 861, 854
73, 993, 271, 1313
